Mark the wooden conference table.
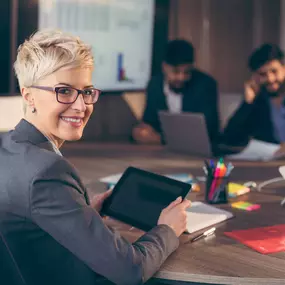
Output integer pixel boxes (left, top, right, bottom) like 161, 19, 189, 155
63, 143, 285, 285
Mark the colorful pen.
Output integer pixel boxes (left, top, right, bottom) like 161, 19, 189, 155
208, 166, 220, 200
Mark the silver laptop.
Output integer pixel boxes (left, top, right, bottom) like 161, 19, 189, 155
159, 111, 212, 157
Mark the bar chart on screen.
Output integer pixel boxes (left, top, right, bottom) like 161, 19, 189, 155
117, 53, 133, 82
38, 0, 154, 91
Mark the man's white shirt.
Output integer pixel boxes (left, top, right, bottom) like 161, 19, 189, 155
164, 82, 183, 114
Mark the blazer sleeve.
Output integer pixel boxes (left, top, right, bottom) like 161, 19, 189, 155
222, 100, 255, 145
29, 158, 179, 285
202, 80, 220, 144
142, 80, 160, 132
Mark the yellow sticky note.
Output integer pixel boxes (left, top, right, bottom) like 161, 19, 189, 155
228, 183, 250, 198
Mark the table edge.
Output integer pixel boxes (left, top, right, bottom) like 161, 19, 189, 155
155, 271, 285, 284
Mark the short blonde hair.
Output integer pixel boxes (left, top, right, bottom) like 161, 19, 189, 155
14, 29, 94, 89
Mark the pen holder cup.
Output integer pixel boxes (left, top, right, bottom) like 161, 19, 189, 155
205, 175, 229, 204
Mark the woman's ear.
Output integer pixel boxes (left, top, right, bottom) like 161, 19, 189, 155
21, 87, 35, 108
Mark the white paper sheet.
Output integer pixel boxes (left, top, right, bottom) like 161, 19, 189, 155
227, 139, 280, 161
99, 173, 122, 185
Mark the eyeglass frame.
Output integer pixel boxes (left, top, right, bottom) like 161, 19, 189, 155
30, 85, 101, 105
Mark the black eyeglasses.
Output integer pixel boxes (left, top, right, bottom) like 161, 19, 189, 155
30, 85, 101, 105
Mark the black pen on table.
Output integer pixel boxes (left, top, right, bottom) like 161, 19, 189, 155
191, 227, 216, 243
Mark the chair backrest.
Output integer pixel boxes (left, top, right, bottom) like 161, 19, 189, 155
219, 93, 243, 129
0, 231, 26, 285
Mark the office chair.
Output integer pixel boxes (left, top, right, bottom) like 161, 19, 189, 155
0, 231, 26, 285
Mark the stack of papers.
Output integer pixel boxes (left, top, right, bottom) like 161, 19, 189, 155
227, 139, 280, 161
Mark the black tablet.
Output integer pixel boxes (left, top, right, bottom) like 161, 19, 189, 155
101, 167, 192, 231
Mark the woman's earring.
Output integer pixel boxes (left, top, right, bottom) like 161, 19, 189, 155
31, 107, 36, 113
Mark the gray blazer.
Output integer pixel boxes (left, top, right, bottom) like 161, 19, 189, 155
0, 119, 179, 285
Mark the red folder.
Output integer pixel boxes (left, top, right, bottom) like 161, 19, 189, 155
224, 224, 285, 254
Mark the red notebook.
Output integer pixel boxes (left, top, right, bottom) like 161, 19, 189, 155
224, 224, 285, 254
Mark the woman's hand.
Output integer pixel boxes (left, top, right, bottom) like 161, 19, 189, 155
91, 189, 113, 212
158, 197, 191, 237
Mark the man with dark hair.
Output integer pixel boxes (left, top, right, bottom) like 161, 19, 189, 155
132, 39, 220, 146
222, 43, 285, 153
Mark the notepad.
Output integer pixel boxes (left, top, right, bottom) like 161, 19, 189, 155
224, 224, 285, 254
186, 202, 234, 233
231, 201, 261, 211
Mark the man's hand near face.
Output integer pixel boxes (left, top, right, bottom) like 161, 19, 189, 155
132, 123, 161, 144
244, 75, 261, 104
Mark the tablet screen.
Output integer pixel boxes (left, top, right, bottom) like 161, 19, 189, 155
102, 167, 191, 231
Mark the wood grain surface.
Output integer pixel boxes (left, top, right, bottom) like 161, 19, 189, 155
62, 142, 285, 284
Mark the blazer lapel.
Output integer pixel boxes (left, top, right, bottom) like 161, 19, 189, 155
263, 96, 277, 141
158, 78, 168, 110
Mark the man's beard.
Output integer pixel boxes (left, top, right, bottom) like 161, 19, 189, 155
169, 80, 190, 94
265, 80, 285, 97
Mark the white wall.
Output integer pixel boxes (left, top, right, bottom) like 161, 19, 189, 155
0, 96, 23, 131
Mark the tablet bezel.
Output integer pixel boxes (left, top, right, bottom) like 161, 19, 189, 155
101, 166, 192, 231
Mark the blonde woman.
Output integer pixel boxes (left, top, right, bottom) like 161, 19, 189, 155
0, 30, 190, 285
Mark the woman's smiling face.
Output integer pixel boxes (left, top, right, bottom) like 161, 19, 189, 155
26, 66, 95, 146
